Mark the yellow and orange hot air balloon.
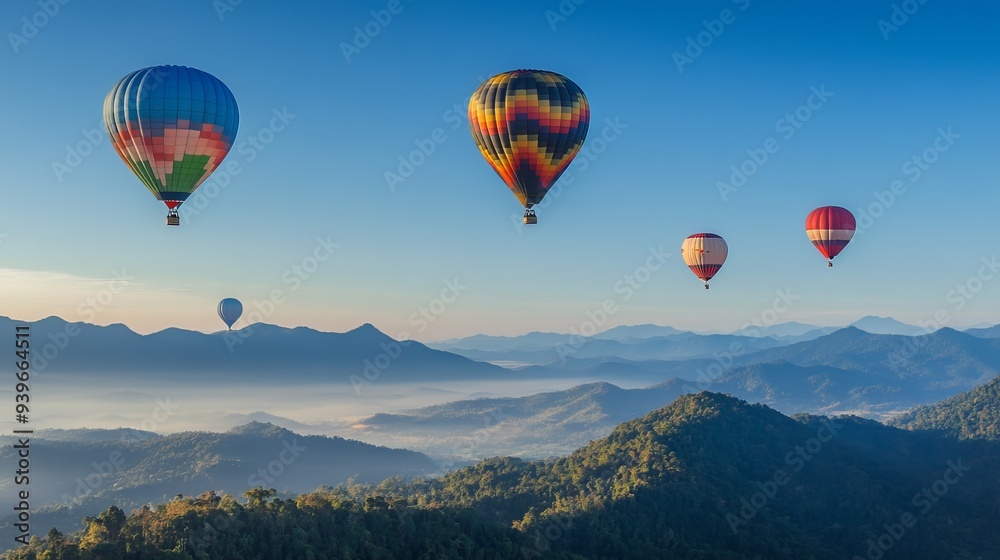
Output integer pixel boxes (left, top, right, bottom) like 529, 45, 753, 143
468, 70, 590, 224
681, 233, 728, 289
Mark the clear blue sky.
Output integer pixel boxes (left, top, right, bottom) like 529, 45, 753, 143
1, 0, 997, 339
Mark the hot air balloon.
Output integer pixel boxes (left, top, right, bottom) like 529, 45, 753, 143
681, 233, 728, 289
469, 69, 590, 224
104, 65, 239, 226
218, 298, 243, 331
806, 206, 856, 267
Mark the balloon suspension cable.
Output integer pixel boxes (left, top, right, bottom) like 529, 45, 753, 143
166, 208, 180, 227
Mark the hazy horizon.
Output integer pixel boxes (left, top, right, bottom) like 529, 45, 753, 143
1, 312, 992, 341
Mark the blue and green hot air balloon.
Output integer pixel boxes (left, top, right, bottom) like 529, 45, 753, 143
104, 65, 239, 226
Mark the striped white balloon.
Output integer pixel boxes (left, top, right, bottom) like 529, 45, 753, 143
681, 233, 728, 289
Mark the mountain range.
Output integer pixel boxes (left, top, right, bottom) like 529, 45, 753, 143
13, 312, 998, 460
0, 421, 434, 543
889, 374, 1000, 440
348, 381, 683, 459
965, 323, 1000, 338
343, 327, 1000, 458
427, 315, 960, 366
7, 315, 994, 383
0, 316, 507, 382
6, 392, 999, 558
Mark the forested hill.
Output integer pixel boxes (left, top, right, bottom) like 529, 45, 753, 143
0, 421, 436, 547
888, 374, 1000, 440
5, 392, 999, 559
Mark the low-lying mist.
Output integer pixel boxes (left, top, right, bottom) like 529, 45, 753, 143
5, 372, 607, 445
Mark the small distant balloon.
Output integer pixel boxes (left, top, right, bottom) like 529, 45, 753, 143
806, 206, 856, 267
218, 298, 243, 330
681, 233, 728, 289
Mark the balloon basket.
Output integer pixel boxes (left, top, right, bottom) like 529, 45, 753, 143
523, 209, 537, 225
166, 209, 180, 226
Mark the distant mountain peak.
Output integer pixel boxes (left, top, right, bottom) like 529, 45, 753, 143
227, 421, 295, 438
850, 315, 924, 335
608, 391, 787, 441
594, 324, 684, 340
965, 323, 1000, 339
347, 323, 390, 337
668, 391, 755, 416
821, 325, 869, 339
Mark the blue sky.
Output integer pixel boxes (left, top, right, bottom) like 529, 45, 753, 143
0, 0, 998, 339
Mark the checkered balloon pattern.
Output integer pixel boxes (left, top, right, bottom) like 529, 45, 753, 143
469, 70, 590, 208
103, 65, 239, 209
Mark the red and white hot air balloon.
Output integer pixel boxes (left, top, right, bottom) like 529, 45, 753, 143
806, 206, 856, 267
681, 233, 728, 289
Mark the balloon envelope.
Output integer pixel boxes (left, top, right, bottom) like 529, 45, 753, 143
468, 69, 590, 212
806, 206, 856, 264
681, 233, 728, 287
218, 298, 243, 330
104, 65, 239, 216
